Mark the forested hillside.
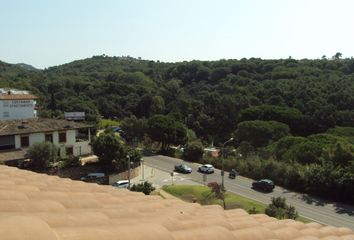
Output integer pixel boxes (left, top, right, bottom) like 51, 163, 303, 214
2, 55, 354, 141
1, 55, 354, 202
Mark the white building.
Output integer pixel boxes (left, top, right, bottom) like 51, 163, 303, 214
0, 88, 37, 120
0, 118, 92, 163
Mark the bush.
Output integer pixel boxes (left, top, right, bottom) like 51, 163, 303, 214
128, 148, 142, 163
183, 141, 204, 162
59, 155, 81, 168
26, 142, 57, 169
265, 197, 298, 219
248, 206, 259, 214
130, 181, 155, 195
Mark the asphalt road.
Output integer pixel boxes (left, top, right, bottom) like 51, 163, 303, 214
143, 154, 354, 230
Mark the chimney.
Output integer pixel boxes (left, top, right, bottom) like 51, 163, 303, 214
18, 120, 29, 129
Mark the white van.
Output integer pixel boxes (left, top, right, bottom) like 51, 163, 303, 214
112, 180, 129, 188
80, 173, 105, 181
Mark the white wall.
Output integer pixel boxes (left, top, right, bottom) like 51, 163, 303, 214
66, 130, 76, 145
29, 133, 45, 145
14, 129, 91, 157
53, 132, 59, 146
15, 133, 45, 148
14, 135, 21, 149
65, 130, 91, 156
73, 141, 92, 156
0, 99, 36, 120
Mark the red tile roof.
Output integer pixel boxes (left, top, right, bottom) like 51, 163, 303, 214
0, 165, 353, 240
0, 94, 38, 100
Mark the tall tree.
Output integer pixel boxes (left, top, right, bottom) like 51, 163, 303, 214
147, 115, 187, 152
91, 132, 125, 166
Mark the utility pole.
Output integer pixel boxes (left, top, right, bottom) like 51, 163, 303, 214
127, 155, 131, 189
141, 158, 144, 181
221, 137, 234, 189
171, 172, 174, 185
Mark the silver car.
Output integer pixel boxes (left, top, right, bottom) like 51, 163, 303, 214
198, 164, 215, 174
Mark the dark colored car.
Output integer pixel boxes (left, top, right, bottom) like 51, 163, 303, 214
174, 164, 192, 174
229, 169, 238, 179
80, 173, 107, 184
252, 179, 275, 192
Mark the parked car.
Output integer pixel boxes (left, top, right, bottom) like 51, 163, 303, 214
112, 180, 129, 188
80, 173, 106, 181
198, 164, 215, 174
229, 169, 238, 179
252, 179, 274, 192
174, 164, 192, 174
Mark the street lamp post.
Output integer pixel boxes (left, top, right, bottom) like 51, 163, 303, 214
141, 158, 144, 181
127, 155, 131, 189
221, 137, 234, 189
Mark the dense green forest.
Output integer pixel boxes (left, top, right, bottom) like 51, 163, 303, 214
1, 54, 354, 203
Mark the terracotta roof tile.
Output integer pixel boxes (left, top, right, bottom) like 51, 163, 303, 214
0, 94, 38, 100
0, 165, 353, 240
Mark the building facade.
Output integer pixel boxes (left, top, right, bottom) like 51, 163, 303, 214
0, 118, 92, 162
0, 88, 37, 120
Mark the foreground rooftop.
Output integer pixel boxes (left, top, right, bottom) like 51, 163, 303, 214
0, 165, 353, 240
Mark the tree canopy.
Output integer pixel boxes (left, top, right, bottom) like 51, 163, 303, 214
91, 132, 125, 166
147, 114, 187, 152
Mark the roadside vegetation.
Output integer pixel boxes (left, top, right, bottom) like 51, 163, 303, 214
130, 181, 155, 195
163, 185, 265, 213
162, 185, 310, 222
98, 118, 120, 129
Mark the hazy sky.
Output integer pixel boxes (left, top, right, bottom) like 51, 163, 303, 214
1, 0, 354, 69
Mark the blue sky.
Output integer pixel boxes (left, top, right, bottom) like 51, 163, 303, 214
1, 0, 354, 69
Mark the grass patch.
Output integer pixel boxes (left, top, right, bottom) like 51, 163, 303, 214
162, 185, 265, 213
296, 216, 312, 223
162, 185, 311, 223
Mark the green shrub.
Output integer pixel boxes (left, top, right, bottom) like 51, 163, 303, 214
130, 181, 155, 195
26, 142, 57, 169
183, 141, 204, 162
59, 155, 81, 168
248, 206, 259, 214
98, 118, 120, 129
265, 197, 298, 220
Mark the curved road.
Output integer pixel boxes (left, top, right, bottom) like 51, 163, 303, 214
144, 154, 354, 230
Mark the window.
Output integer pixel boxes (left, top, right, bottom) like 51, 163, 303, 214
59, 132, 66, 143
45, 133, 53, 143
0, 135, 15, 150
3, 112, 9, 118
20, 136, 29, 148
66, 147, 73, 155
